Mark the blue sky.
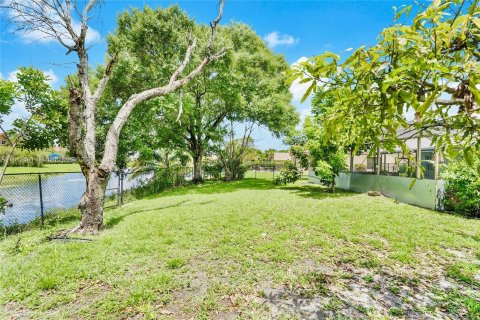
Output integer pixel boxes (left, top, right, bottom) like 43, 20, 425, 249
0, 0, 420, 150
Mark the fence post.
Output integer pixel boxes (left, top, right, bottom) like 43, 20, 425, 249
120, 170, 124, 205
117, 170, 121, 206
273, 166, 275, 180
38, 174, 44, 225
255, 166, 257, 179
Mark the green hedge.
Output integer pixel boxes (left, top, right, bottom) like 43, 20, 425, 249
0, 148, 49, 167
442, 159, 480, 218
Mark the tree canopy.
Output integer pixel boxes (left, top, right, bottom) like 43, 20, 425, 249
104, 22, 299, 181
289, 0, 480, 164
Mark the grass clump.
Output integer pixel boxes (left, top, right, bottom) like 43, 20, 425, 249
447, 262, 480, 285
389, 307, 404, 317
166, 258, 186, 269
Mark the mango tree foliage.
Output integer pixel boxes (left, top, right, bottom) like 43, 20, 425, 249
289, 0, 480, 165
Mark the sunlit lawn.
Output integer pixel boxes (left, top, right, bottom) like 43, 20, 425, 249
4, 163, 80, 174
1, 178, 479, 319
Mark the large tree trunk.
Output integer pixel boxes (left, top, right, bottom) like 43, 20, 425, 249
69, 166, 110, 235
192, 154, 203, 183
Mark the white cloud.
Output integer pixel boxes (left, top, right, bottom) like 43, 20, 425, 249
42, 69, 58, 85
7, 69, 58, 86
19, 21, 101, 45
290, 78, 311, 102
5, 0, 101, 45
264, 32, 298, 48
3, 100, 29, 128
7, 70, 17, 82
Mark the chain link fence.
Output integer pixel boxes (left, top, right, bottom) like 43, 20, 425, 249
0, 168, 184, 228
245, 163, 284, 180
0, 164, 284, 228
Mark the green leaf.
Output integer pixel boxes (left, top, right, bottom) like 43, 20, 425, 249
417, 87, 440, 115
301, 82, 316, 103
409, 178, 417, 190
468, 78, 480, 106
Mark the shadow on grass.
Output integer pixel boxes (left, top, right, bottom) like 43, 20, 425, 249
2, 179, 355, 238
138, 178, 356, 203
280, 183, 355, 200
104, 200, 190, 228
3, 208, 80, 237
140, 178, 276, 199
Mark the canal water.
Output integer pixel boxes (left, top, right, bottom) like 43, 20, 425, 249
0, 171, 153, 226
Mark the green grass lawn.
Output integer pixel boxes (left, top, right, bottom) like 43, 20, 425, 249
4, 163, 80, 174
1, 178, 479, 319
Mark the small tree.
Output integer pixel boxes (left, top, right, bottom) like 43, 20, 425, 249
0, 68, 63, 222
287, 117, 346, 192
0, 67, 64, 184
215, 122, 256, 182
274, 160, 302, 185
313, 154, 346, 192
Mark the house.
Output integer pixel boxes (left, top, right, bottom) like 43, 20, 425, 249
273, 151, 298, 164
347, 127, 444, 180
309, 125, 448, 210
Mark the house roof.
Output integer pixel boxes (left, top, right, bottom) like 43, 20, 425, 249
273, 152, 291, 161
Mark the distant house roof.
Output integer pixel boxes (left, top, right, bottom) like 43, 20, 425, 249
273, 152, 291, 161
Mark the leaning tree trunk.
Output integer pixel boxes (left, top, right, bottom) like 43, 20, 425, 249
69, 166, 110, 235
330, 180, 336, 193
192, 154, 203, 183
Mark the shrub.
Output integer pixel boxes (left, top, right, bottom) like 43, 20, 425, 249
221, 159, 248, 181
0, 148, 47, 167
354, 163, 366, 172
274, 160, 302, 185
203, 160, 223, 180
314, 152, 346, 192
132, 167, 187, 198
442, 159, 480, 217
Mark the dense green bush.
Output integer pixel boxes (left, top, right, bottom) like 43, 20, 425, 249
274, 160, 302, 185
203, 160, 223, 180
442, 159, 480, 217
0, 148, 48, 167
132, 167, 188, 198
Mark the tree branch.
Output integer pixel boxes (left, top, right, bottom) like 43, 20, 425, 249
435, 98, 464, 105
93, 53, 119, 103
169, 36, 197, 83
